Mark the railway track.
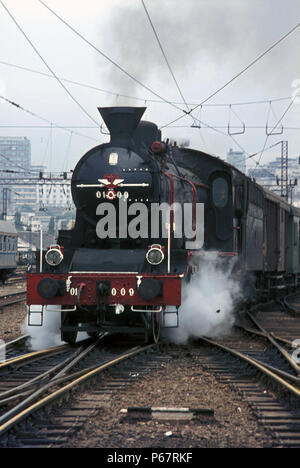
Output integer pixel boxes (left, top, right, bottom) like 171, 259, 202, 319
1, 289, 299, 447
0, 335, 30, 362
0, 291, 26, 309
2, 268, 27, 287
193, 300, 300, 447
6, 277, 26, 286
0, 335, 160, 447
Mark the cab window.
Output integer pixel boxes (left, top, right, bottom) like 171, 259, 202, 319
212, 177, 228, 208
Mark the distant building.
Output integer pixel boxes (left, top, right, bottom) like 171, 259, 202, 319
37, 180, 72, 211
227, 148, 246, 174
248, 157, 300, 203
14, 184, 37, 211
0, 136, 31, 169
0, 136, 31, 215
0, 137, 74, 222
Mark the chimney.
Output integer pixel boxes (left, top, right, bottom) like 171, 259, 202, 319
98, 107, 146, 146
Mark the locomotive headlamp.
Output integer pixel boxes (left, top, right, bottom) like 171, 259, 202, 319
146, 245, 165, 266
45, 245, 64, 267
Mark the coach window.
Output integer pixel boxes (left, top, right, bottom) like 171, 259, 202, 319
212, 177, 228, 208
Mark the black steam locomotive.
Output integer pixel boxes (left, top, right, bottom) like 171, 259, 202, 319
27, 106, 300, 344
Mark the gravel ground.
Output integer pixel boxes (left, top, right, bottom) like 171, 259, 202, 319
0, 282, 27, 343
66, 346, 272, 448
0, 287, 273, 448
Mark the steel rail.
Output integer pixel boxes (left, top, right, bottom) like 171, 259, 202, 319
0, 343, 71, 371
0, 343, 154, 436
248, 354, 300, 386
0, 291, 26, 300
247, 310, 300, 375
0, 334, 107, 406
235, 325, 300, 384
0, 291, 26, 308
0, 342, 89, 404
235, 323, 298, 348
200, 336, 300, 398
1, 335, 29, 351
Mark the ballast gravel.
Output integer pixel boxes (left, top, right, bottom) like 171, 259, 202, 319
66, 346, 272, 448
0, 293, 272, 448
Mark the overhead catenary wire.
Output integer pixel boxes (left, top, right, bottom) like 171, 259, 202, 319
2, 92, 298, 137
140, 0, 190, 113
161, 20, 300, 129
0, 152, 36, 175
0, 94, 100, 143
0, 59, 294, 108
230, 92, 300, 180
38, 0, 187, 115
140, 0, 202, 141
165, 85, 300, 175
2, 124, 300, 131
0, 0, 100, 127
0, 92, 297, 179
32, 0, 236, 150
1, 2, 298, 180
192, 21, 300, 110
256, 91, 300, 167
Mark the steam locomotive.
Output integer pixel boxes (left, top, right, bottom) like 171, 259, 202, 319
26, 106, 300, 344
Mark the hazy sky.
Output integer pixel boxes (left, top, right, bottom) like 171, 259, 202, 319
0, 0, 300, 175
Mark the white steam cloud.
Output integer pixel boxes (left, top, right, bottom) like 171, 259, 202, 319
22, 306, 63, 351
163, 251, 242, 344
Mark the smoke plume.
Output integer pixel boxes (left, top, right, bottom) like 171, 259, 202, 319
163, 251, 243, 344
99, 0, 300, 105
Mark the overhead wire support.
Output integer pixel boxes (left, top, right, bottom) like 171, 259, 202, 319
0, 0, 99, 127
227, 104, 245, 136
0, 60, 295, 109
189, 20, 300, 112
265, 100, 283, 136
280, 140, 289, 201
161, 20, 300, 129
0, 94, 100, 143
256, 90, 300, 167
140, 0, 190, 114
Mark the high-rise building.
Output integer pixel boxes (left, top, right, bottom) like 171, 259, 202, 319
227, 148, 246, 174
0, 136, 31, 169
0, 137, 31, 216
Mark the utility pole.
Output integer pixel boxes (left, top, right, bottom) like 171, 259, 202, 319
280, 140, 288, 201
1, 187, 8, 220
